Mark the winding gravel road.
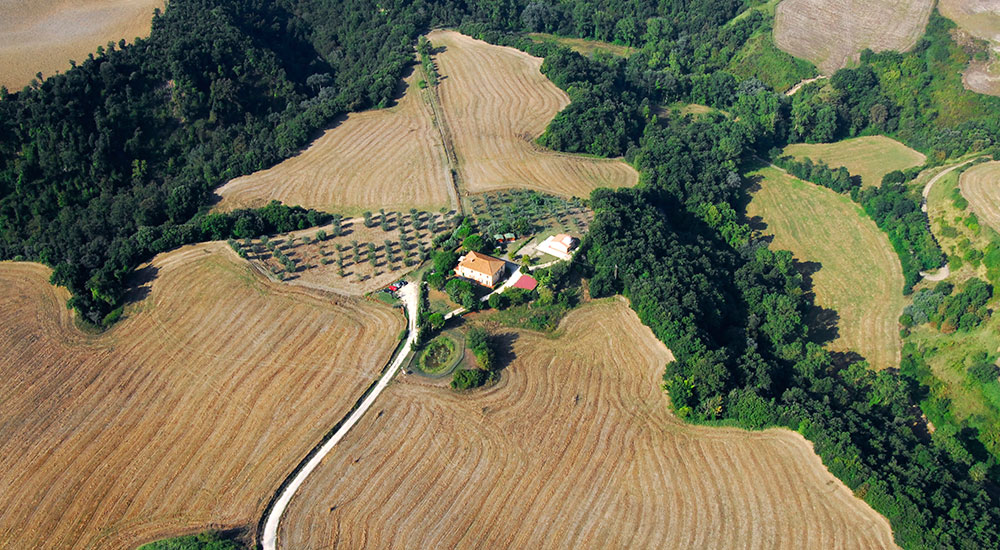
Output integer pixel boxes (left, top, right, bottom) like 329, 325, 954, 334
261, 283, 419, 550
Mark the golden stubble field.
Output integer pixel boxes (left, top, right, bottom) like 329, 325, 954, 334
747, 166, 905, 368
280, 299, 897, 549
217, 31, 638, 214
0, 244, 403, 549
430, 30, 638, 197
0, 0, 163, 90
773, 0, 934, 74
214, 72, 454, 215
959, 161, 1000, 233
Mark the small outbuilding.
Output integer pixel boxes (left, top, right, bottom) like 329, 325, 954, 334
512, 274, 538, 291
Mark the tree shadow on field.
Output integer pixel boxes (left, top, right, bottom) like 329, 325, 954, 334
796, 260, 842, 347
492, 331, 519, 372
122, 264, 158, 307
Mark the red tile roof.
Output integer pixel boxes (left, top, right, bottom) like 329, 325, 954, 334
512, 274, 538, 290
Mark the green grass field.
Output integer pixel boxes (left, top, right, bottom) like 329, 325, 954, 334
526, 33, 634, 57
727, 29, 817, 92
747, 166, 905, 368
783, 135, 926, 187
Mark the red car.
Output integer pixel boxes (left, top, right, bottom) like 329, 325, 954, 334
387, 284, 399, 292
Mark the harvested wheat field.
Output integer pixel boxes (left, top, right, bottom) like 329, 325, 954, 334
748, 166, 904, 368
959, 161, 1000, 233
0, 0, 163, 90
0, 244, 403, 549
773, 0, 934, 74
279, 299, 897, 549
783, 136, 926, 187
940, 0, 1000, 96
429, 30, 638, 197
214, 72, 453, 214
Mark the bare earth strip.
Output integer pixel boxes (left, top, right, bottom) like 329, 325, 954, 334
0, 0, 163, 90
429, 30, 638, 198
774, 0, 934, 74
280, 299, 897, 549
747, 166, 904, 368
783, 136, 926, 187
939, 0, 1000, 96
959, 161, 1000, 233
0, 244, 402, 549
214, 73, 453, 214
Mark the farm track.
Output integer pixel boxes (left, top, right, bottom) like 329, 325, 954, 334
774, 0, 934, 74
0, 244, 403, 549
280, 299, 897, 549
959, 161, 1000, 233
0, 0, 162, 90
429, 30, 638, 198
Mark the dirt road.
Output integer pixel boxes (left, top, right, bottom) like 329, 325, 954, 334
261, 283, 419, 550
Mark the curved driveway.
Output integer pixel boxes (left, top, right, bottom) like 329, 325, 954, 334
262, 283, 419, 550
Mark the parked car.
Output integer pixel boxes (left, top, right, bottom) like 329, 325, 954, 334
388, 284, 399, 292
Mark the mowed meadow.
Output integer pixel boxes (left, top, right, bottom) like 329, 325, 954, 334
280, 299, 897, 549
959, 161, 1000, 233
0, 244, 402, 549
783, 136, 926, 187
430, 30, 638, 197
773, 0, 934, 74
0, 0, 163, 90
747, 166, 905, 368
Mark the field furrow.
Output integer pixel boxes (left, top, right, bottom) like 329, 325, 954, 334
280, 299, 897, 549
0, 244, 402, 549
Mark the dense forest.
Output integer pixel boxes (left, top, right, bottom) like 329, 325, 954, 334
4, 1, 1000, 548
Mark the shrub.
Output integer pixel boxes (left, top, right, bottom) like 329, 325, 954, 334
488, 292, 509, 310
451, 368, 489, 390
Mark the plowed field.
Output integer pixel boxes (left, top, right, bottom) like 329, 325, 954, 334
774, 0, 934, 74
0, 244, 402, 549
429, 30, 638, 198
0, 0, 162, 90
280, 299, 897, 549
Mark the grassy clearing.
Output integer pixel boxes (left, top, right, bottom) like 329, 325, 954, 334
927, 162, 997, 280
746, 166, 904, 368
526, 32, 634, 57
783, 135, 927, 187
727, 27, 817, 92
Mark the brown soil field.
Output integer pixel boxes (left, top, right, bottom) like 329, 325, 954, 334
747, 166, 904, 369
773, 0, 934, 74
0, 0, 163, 90
280, 299, 897, 549
940, 0, 1000, 96
429, 30, 638, 198
0, 244, 403, 549
959, 161, 1000, 233
214, 72, 453, 215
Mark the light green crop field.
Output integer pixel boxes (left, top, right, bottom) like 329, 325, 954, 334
526, 33, 634, 57
747, 166, 905, 368
784, 136, 926, 187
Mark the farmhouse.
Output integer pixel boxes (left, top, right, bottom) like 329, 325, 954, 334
536, 233, 578, 261
455, 251, 506, 288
